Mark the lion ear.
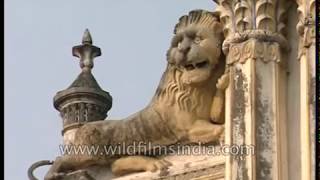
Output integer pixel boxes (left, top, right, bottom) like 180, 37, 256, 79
217, 49, 226, 68
212, 22, 223, 35
210, 11, 223, 35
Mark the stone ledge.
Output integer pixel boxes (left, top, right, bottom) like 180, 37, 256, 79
60, 146, 226, 180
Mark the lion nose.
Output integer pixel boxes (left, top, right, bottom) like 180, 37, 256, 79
177, 39, 191, 55
178, 45, 190, 54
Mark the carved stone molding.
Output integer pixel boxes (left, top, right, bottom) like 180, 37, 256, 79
222, 30, 289, 54
226, 39, 281, 65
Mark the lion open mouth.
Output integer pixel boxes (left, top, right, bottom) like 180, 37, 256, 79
184, 60, 209, 71
181, 59, 212, 85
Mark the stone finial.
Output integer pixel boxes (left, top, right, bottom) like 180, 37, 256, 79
72, 29, 101, 71
54, 29, 112, 136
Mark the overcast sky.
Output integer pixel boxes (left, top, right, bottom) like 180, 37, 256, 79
5, 1, 215, 179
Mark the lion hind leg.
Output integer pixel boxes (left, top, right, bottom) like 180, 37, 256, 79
44, 154, 103, 180
44, 156, 70, 180
111, 156, 172, 177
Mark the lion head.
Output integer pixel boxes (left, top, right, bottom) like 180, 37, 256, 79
167, 10, 223, 85
154, 10, 224, 112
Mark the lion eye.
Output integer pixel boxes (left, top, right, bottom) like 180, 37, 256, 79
194, 36, 202, 44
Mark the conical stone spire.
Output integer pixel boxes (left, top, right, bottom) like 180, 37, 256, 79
54, 29, 112, 135
82, 29, 93, 44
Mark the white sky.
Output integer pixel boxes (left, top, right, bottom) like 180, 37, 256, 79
5, 1, 216, 179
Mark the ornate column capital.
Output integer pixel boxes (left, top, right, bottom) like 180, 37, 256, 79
222, 30, 289, 54
214, 0, 291, 54
295, 0, 315, 58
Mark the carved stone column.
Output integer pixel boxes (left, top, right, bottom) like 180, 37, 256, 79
296, 0, 316, 179
214, 0, 290, 179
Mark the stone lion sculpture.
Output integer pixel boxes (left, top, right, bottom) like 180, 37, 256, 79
45, 9, 228, 180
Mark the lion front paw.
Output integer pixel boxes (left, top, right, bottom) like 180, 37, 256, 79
145, 158, 172, 173
216, 73, 229, 90
112, 156, 172, 176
